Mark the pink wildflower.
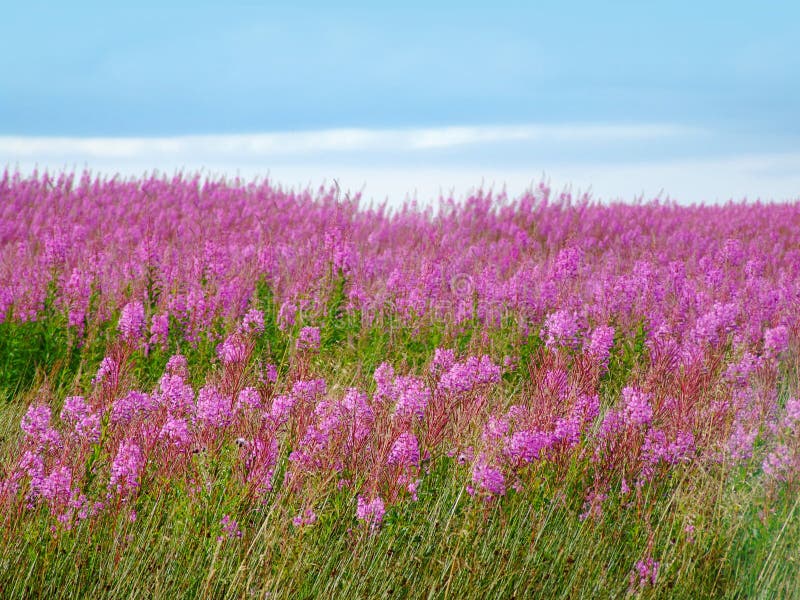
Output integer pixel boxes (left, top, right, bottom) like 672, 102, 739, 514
764, 325, 790, 359
542, 309, 581, 350
195, 386, 233, 428
109, 440, 145, 497
388, 432, 420, 467
149, 313, 169, 348
296, 326, 321, 351
622, 386, 653, 427
471, 458, 506, 497
118, 301, 146, 344
242, 308, 265, 335
60, 396, 100, 442
356, 495, 386, 528
220, 514, 243, 540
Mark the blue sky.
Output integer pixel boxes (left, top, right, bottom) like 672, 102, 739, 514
2, 1, 799, 203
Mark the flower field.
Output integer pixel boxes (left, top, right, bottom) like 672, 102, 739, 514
1, 169, 799, 598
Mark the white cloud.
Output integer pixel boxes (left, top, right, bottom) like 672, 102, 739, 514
0, 123, 696, 160
1, 124, 797, 205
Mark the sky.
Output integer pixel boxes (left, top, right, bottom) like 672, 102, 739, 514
2, 1, 799, 204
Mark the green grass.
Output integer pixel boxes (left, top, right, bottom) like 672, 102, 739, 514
0, 301, 798, 599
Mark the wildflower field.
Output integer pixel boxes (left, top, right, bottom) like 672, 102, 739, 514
1, 170, 799, 598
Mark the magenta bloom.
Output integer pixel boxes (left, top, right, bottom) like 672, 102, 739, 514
622, 386, 653, 427
60, 396, 100, 443
149, 313, 169, 348
158, 373, 195, 415
36, 465, 74, 506
542, 309, 581, 350
21, 404, 60, 449
293, 508, 318, 528
111, 390, 157, 425
356, 495, 386, 528
388, 432, 420, 468
93, 356, 119, 387
217, 334, 248, 365
277, 302, 297, 331
373, 362, 396, 404
471, 458, 506, 497
109, 440, 145, 497
165, 354, 189, 378
296, 326, 321, 351
763, 445, 792, 480
195, 386, 233, 428
393, 376, 430, 420
634, 557, 660, 588
118, 300, 146, 344
503, 430, 552, 464
159, 415, 191, 447
236, 387, 262, 411
585, 325, 615, 365
242, 308, 265, 335
220, 514, 243, 540
764, 325, 790, 359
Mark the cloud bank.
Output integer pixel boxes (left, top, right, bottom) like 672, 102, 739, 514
2, 124, 798, 205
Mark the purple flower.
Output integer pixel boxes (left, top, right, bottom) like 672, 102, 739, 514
691, 302, 738, 346
296, 326, 321, 351
195, 386, 233, 429
471, 458, 506, 497
165, 354, 189, 379
598, 409, 625, 441
149, 313, 169, 348
277, 302, 297, 331
60, 396, 100, 442
552, 246, 583, 280
503, 430, 551, 464
118, 301, 146, 344
217, 334, 247, 365
341, 388, 374, 445
438, 355, 500, 394
785, 398, 800, 425
158, 373, 195, 415
482, 416, 509, 443
159, 415, 191, 447
553, 415, 582, 447
543, 368, 570, 400
727, 423, 758, 462
388, 432, 420, 468
373, 362, 396, 404
241, 436, 279, 495
622, 386, 653, 427
634, 557, 660, 588
109, 440, 145, 497
21, 404, 60, 449
37, 464, 73, 505
111, 390, 157, 425
764, 325, 790, 359
259, 362, 279, 385
236, 387, 262, 411
430, 348, 456, 375
393, 376, 430, 420
542, 310, 581, 350
293, 508, 318, 528
585, 325, 615, 365
356, 495, 386, 528
270, 394, 296, 426
93, 356, 118, 387
763, 445, 792, 480
220, 514, 243, 540
242, 308, 265, 335
291, 378, 327, 404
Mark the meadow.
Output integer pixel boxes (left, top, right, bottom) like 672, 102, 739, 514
0, 169, 799, 598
